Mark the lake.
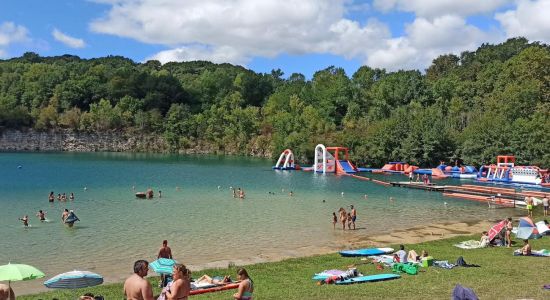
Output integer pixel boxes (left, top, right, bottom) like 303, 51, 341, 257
0, 152, 513, 294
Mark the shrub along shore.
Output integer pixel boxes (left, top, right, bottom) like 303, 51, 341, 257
19, 217, 550, 299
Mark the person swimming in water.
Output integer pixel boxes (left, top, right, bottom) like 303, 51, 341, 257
19, 215, 29, 227
48, 191, 55, 202
36, 210, 46, 221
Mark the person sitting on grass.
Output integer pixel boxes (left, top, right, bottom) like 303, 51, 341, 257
79, 293, 94, 300
195, 274, 232, 285
480, 231, 490, 248
233, 268, 253, 300
521, 240, 531, 256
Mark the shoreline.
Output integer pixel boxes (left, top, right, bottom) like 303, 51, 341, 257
20, 218, 498, 296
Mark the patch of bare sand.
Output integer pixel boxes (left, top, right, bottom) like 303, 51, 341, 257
344, 220, 496, 248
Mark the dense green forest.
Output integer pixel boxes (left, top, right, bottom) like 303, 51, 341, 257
0, 38, 548, 167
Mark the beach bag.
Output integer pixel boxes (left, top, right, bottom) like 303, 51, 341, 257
402, 263, 419, 275
452, 284, 479, 300
392, 263, 404, 273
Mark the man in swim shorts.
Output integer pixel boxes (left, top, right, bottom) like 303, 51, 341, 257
157, 240, 173, 287
350, 205, 357, 230
124, 260, 154, 300
36, 210, 46, 221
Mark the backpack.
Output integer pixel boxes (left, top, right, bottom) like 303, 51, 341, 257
456, 256, 480, 267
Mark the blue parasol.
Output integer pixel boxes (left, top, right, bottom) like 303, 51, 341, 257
149, 258, 177, 275
44, 270, 103, 289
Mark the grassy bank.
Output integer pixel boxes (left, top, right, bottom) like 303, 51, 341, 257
20, 220, 550, 299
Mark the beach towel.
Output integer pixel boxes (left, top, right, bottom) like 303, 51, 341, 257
433, 260, 455, 269
452, 284, 479, 300
514, 249, 550, 257
454, 240, 484, 249
392, 263, 419, 275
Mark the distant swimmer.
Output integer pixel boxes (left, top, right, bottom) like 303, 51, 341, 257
289, 191, 293, 197
322, 199, 326, 203
69, 192, 74, 201
19, 215, 29, 227
238, 188, 245, 199
341, 192, 345, 197
390, 197, 394, 203
363, 194, 368, 200
48, 191, 55, 203
233, 188, 237, 198
217, 186, 221, 190
84, 187, 88, 191
36, 210, 46, 221
158, 190, 162, 198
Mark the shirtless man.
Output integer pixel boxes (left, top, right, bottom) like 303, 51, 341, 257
124, 260, 154, 300
157, 240, 173, 287
36, 210, 46, 221
350, 205, 357, 230
158, 240, 173, 259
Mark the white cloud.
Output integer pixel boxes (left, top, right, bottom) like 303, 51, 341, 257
495, 0, 550, 43
52, 28, 86, 48
366, 15, 501, 70
89, 0, 512, 71
0, 22, 30, 57
373, 0, 511, 18
147, 45, 248, 65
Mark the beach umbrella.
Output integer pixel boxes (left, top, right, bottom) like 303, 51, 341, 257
0, 263, 45, 299
488, 220, 506, 241
515, 217, 541, 240
149, 258, 177, 275
44, 270, 103, 289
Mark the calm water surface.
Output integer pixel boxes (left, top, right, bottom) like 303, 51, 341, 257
0, 152, 513, 294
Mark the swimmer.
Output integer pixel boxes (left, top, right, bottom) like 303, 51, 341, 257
132, 185, 135, 191
69, 192, 74, 201
363, 194, 368, 200
84, 187, 87, 191
322, 199, 326, 203
289, 191, 293, 197
389, 197, 394, 203
19, 215, 29, 227
444, 202, 448, 207
217, 186, 221, 190
48, 191, 55, 202
341, 192, 345, 197
36, 210, 46, 221
158, 190, 162, 198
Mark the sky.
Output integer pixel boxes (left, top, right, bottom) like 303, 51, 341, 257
1, 0, 550, 78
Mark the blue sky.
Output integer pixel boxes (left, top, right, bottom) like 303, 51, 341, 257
1, 0, 549, 78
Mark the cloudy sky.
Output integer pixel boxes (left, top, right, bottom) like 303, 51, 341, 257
1, 0, 549, 77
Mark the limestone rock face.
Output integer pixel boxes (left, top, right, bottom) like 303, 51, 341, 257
0, 129, 167, 153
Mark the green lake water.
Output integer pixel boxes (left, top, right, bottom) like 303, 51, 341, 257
0, 152, 515, 294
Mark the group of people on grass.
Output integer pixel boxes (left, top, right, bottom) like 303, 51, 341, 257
333, 205, 357, 230
122, 240, 253, 300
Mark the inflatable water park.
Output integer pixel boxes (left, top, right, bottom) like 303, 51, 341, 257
273, 146, 549, 189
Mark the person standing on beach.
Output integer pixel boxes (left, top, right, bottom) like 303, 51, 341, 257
332, 212, 337, 229
505, 217, 513, 247
0, 283, 15, 300
124, 260, 154, 300
543, 195, 549, 216
526, 196, 533, 217
350, 205, 357, 230
158, 240, 173, 287
339, 208, 347, 230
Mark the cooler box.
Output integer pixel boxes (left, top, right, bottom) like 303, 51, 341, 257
421, 256, 434, 267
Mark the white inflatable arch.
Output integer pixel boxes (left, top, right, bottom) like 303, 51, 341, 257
274, 149, 295, 169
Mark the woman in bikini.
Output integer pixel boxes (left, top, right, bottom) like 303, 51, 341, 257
164, 264, 190, 300
233, 268, 253, 300
505, 217, 513, 247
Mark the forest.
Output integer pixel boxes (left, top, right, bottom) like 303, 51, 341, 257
0, 37, 548, 167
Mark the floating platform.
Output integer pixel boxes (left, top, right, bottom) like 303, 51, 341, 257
389, 182, 446, 191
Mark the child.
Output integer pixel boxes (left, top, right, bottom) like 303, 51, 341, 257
332, 212, 337, 230
19, 215, 29, 227
480, 231, 490, 247
347, 213, 352, 230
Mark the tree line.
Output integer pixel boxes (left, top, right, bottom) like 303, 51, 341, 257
0, 38, 548, 167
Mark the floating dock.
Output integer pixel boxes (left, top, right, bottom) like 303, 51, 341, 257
388, 182, 527, 208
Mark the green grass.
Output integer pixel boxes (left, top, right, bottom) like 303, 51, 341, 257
19, 218, 550, 300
